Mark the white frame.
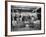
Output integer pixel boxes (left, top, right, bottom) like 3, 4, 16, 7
7, 1, 45, 35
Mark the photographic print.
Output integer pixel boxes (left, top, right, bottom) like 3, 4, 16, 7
6, 1, 45, 36
11, 5, 41, 31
